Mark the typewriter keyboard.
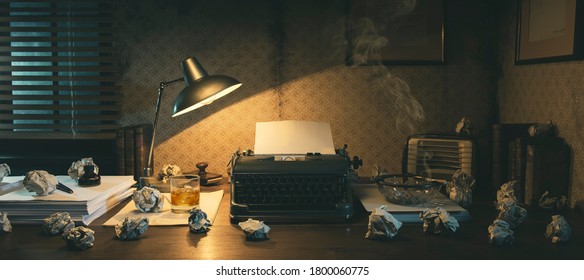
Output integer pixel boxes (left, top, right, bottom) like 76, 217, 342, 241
232, 174, 349, 211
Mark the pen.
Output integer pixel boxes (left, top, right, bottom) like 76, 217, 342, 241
57, 182, 74, 194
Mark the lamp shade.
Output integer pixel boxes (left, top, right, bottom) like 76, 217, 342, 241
172, 57, 242, 117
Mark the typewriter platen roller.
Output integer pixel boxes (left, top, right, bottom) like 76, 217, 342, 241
229, 145, 361, 223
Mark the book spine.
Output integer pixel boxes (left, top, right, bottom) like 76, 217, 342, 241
536, 139, 570, 199
515, 138, 525, 204
524, 145, 535, 206
115, 129, 125, 175
508, 139, 517, 183
134, 125, 152, 181
556, 143, 571, 198
124, 128, 135, 177
492, 124, 502, 188
134, 126, 144, 181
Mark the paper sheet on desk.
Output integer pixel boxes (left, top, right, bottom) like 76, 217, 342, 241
0, 180, 24, 196
254, 120, 336, 154
352, 183, 471, 222
103, 190, 223, 226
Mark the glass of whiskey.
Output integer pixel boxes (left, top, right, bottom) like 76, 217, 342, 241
169, 175, 200, 213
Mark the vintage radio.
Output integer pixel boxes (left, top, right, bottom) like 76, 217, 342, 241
403, 134, 475, 182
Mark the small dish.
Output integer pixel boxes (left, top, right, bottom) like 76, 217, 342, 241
375, 174, 443, 205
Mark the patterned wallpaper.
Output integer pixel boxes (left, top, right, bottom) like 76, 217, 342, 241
497, 1, 584, 207
117, 0, 497, 194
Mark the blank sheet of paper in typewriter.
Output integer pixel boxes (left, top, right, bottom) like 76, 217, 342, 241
254, 120, 336, 155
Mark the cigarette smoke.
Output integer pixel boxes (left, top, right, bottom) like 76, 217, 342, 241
341, 0, 425, 135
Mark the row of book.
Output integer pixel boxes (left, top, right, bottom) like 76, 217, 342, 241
116, 124, 153, 181
493, 124, 570, 206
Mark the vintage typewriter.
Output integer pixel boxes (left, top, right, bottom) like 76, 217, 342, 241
229, 145, 362, 223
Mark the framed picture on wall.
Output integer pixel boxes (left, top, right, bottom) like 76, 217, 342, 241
516, 0, 583, 64
346, 0, 445, 66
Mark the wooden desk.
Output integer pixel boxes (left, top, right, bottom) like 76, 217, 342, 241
1, 183, 582, 260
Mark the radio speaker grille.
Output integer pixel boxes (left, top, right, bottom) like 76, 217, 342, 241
404, 136, 474, 181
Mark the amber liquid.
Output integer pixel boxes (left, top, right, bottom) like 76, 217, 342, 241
170, 187, 200, 212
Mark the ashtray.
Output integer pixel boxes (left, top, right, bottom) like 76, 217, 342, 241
374, 174, 443, 205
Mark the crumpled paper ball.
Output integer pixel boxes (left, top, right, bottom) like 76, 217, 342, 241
42, 212, 75, 235
538, 191, 568, 211
115, 217, 149, 240
419, 207, 459, 234
0, 163, 11, 182
23, 170, 58, 196
365, 206, 402, 240
132, 186, 164, 212
545, 215, 571, 244
0, 212, 12, 233
238, 218, 270, 240
188, 208, 212, 233
62, 226, 95, 250
495, 180, 518, 207
67, 157, 99, 180
496, 200, 527, 229
528, 120, 557, 137
158, 164, 182, 183
371, 165, 389, 179
446, 169, 476, 208
488, 219, 514, 246
455, 117, 475, 136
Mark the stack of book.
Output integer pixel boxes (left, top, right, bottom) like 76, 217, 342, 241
492, 123, 533, 190
523, 137, 570, 206
0, 175, 135, 225
492, 124, 570, 206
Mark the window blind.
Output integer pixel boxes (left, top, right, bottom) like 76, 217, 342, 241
0, 0, 119, 139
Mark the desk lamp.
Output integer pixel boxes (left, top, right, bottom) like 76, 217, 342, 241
144, 57, 242, 178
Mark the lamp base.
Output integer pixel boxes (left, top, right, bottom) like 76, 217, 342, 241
144, 167, 155, 177
139, 176, 170, 192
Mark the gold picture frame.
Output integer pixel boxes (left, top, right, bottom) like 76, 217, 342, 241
516, 0, 583, 64
346, 0, 445, 65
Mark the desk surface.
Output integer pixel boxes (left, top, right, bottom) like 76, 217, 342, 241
1, 183, 583, 260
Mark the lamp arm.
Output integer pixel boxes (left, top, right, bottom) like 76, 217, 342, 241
144, 77, 183, 177
159, 77, 183, 88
